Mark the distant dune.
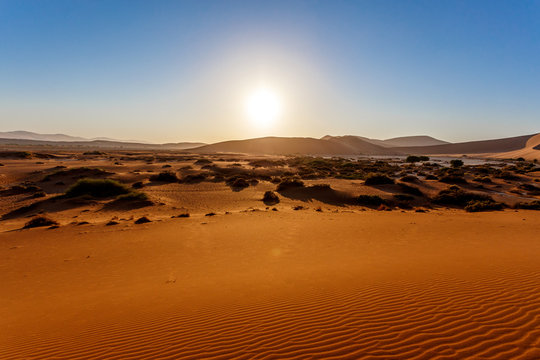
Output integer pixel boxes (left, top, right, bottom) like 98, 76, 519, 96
0, 138, 205, 150
189, 136, 400, 155
394, 134, 537, 156
350, 135, 449, 148
492, 133, 540, 161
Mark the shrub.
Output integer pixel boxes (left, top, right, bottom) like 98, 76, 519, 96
497, 171, 519, 181
23, 216, 58, 229
450, 159, 464, 168
406, 155, 421, 163
181, 174, 207, 184
276, 178, 305, 191
150, 171, 179, 183
64, 179, 131, 198
400, 175, 419, 183
262, 191, 280, 205
514, 200, 540, 210
231, 178, 249, 189
394, 194, 414, 202
194, 159, 213, 165
135, 216, 151, 224
398, 183, 424, 196
419, 156, 430, 162
433, 187, 493, 207
115, 191, 149, 201
473, 176, 492, 183
465, 200, 504, 212
439, 175, 467, 184
132, 181, 145, 189
357, 195, 385, 207
364, 173, 394, 186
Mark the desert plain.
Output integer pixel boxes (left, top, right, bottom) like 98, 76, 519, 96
1, 145, 540, 359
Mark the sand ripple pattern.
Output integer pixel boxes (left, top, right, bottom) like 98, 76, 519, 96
3, 268, 540, 359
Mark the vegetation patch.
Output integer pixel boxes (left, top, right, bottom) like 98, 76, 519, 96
262, 191, 280, 205
514, 200, 540, 210
465, 200, 504, 212
276, 178, 305, 191
357, 195, 386, 207
23, 216, 58, 229
364, 173, 394, 186
150, 171, 179, 183
433, 186, 493, 207
64, 179, 131, 198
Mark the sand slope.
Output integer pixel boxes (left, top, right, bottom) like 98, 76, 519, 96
189, 136, 398, 155
394, 133, 536, 155
493, 133, 540, 161
2, 211, 540, 359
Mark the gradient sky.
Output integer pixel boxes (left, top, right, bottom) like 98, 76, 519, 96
1, 0, 539, 143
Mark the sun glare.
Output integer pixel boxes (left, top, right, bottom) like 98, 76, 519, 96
245, 87, 282, 128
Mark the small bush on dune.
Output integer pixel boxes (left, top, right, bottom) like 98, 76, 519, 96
357, 195, 386, 207
231, 178, 249, 189
64, 179, 131, 198
398, 183, 424, 196
439, 175, 467, 184
406, 155, 422, 163
433, 187, 493, 207
514, 200, 540, 210
450, 159, 464, 168
194, 158, 213, 166
181, 173, 207, 184
23, 216, 58, 229
465, 200, 504, 212
262, 191, 280, 205
364, 173, 394, 186
150, 171, 179, 183
400, 175, 419, 183
276, 178, 305, 191
115, 191, 149, 202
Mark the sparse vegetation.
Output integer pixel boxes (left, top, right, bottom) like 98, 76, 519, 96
465, 200, 504, 212
64, 179, 131, 198
135, 216, 151, 224
450, 159, 464, 168
433, 186, 493, 207
23, 216, 58, 229
364, 173, 394, 186
514, 201, 540, 210
262, 191, 280, 205
277, 178, 305, 191
150, 171, 179, 183
357, 195, 385, 207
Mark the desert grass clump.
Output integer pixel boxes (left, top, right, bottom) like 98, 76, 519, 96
230, 178, 249, 190
64, 179, 131, 198
465, 200, 504, 212
439, 175, 467, 184
364, 173, 394, 186
450, 159, 464, 168
357, 195, 385, 207
514, 200, 540, 210
150, 171, 179, 183
181, 173, 207, 184
135, 216, 151, 224
398, 183, 424, 196
400, 175, 419, 183
262, 191, 280, 205
23, 216, 58, 229
276, 178, 305, 191
115, 191, 149, 202
433, 186, 493, 207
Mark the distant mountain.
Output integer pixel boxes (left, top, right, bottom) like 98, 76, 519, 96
0, 130, 205, 149
189, 136, 400, 155
0, 131, 87, 142
394, 134, 537, 155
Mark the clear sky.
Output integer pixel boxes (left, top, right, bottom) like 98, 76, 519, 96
1, 0, 539, 143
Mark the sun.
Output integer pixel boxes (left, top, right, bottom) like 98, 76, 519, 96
244, 87, 282, 128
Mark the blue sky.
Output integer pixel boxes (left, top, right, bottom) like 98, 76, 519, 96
0, 0, 539, 143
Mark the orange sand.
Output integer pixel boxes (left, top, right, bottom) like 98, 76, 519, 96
2, 210, 540, 359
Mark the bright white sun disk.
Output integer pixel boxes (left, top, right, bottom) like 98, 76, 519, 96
245, 88, 282, 127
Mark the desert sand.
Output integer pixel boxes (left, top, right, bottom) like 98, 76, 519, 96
1, 151, 540, 359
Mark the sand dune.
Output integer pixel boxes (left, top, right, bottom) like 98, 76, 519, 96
2, 211, 540, 359
493, 133, 540, 161
394, 133, 536, 156
190, 136, 398, 155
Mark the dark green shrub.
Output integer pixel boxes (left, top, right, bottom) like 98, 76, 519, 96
433, 187, 493, 207
465, 200, 504, 212
181, 174, 206, 184
514, 200, 540, 210
357, 195, 385, 206
450, 159, 464, 168
65, 179, 131, 198
364, 173, 394, 186
24, 216, 58, 229
277, 179, 305, 191
398, 183, 424, 196
439, 175, 467, 184
400, 175, 419, 183
150, 171, 179, 183
231, 178, 249, 189
262, 191, 280, 205
406, 155, 421, 163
